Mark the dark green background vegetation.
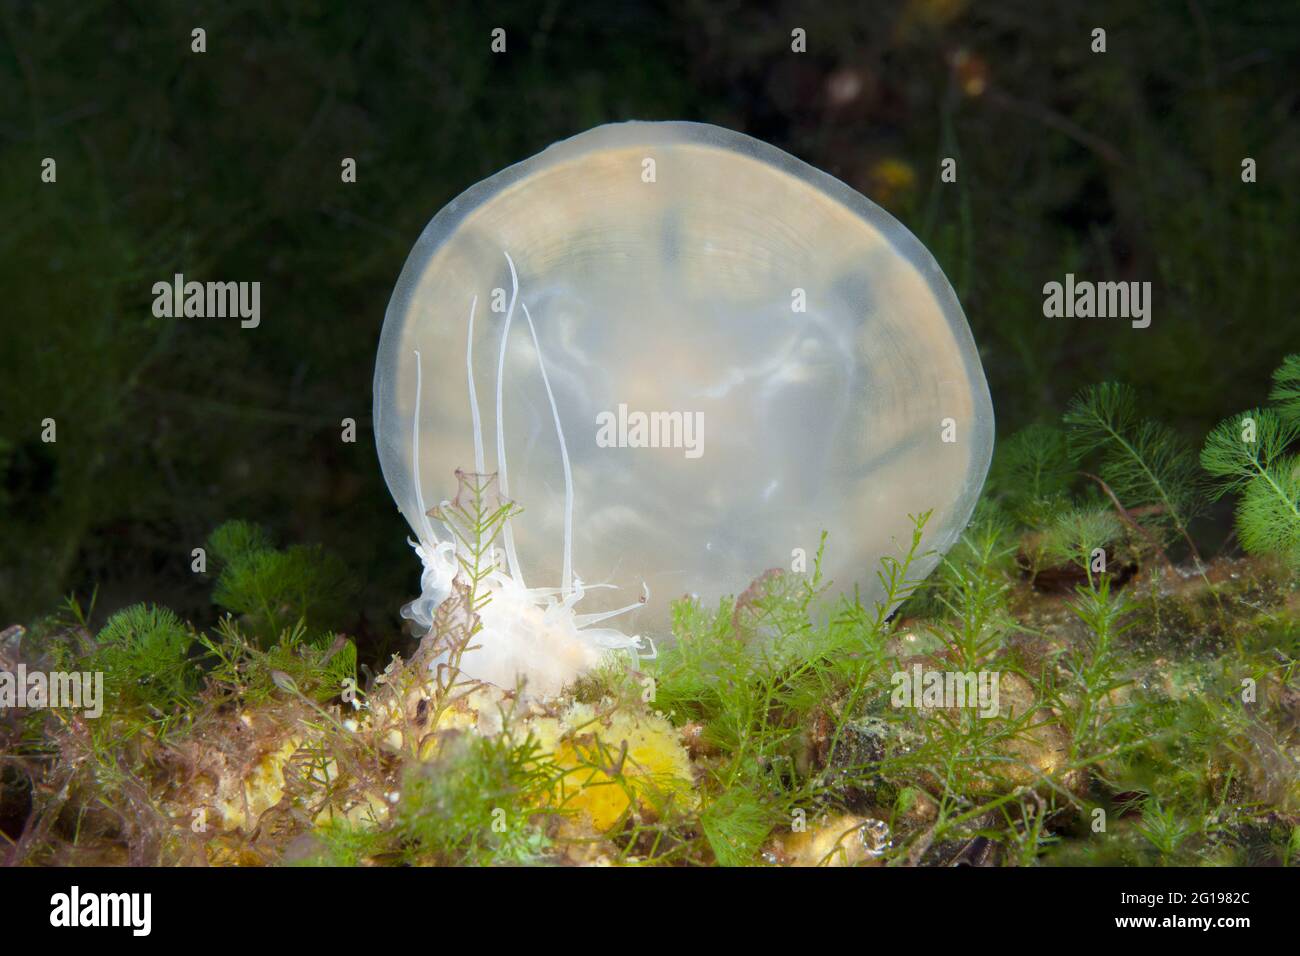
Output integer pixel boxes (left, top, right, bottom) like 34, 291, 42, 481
2, 0, 1298, 644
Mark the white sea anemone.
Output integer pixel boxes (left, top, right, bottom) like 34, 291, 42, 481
403, 252, 653, 699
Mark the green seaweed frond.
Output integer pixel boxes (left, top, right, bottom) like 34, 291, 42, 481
198, 616, 356, 706
1057, 577, 1135, 759
989, 423, 1076, 527
395, 729, 558, 865
645, 513, 940, 865
1201, 407, 1300, 562
1136, 797, 1196, 862
207, 520, 354, 642
1200, 407, 1300, 499
1269, 353, 1300, 424
207, 520, 274, 565
89, 603, 202, 716
931, 511, 1015, 666
700, 787, 774, 866
1041, 505, 1124, 581
1064, 382, 1204, 558
1235, 473, 1300, 563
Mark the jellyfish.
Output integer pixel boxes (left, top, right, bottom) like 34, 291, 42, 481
373, 121, 994, 697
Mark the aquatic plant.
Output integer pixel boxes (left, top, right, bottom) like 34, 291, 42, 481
1063, 382, 1205, 563
1269, 354, 1300, 424
989, 423, 1074, 529
1201, 356, 1300, 567
392, 730, 560, 866
7, 460, 1300, 868
207, 520, 354, 642
89, 603, 201, 717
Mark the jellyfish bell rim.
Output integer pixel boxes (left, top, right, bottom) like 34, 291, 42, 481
374, 119, 994, 609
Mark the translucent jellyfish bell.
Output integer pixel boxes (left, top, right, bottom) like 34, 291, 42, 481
374, 121, 993, 693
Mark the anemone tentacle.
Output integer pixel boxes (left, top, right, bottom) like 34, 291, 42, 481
494, 253, 524, 585
521, 301, 575, 594
408, 252, 653, 696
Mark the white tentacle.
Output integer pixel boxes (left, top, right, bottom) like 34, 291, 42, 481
521, 301, 574, 595
495, 253, 524, 586
405, 252, 654, 696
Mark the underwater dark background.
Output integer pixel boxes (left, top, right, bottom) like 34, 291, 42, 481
1, 0, 1297, 651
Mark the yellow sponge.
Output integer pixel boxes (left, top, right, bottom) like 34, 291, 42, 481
528, 704, 695, 831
